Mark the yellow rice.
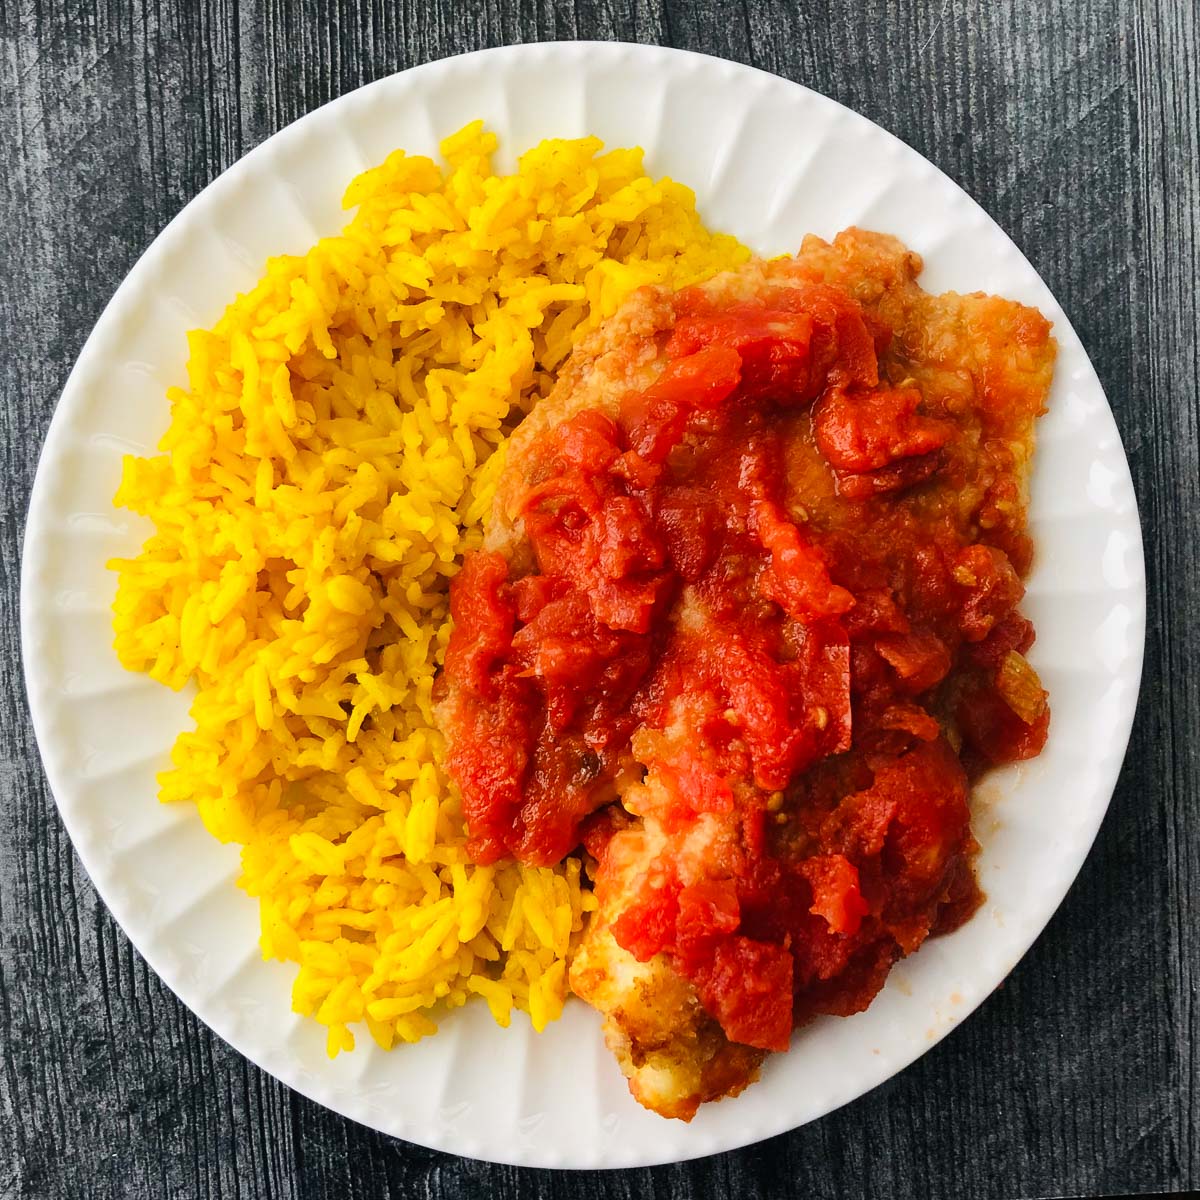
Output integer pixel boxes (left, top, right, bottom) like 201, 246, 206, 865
109, 121, 749, 1056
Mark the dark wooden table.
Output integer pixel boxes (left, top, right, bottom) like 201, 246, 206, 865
2, 2, 1195, 1197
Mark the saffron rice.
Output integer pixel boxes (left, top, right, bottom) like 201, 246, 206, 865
110, 122, 748, 1056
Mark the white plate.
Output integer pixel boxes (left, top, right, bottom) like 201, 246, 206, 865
21, 42, 1145, 1168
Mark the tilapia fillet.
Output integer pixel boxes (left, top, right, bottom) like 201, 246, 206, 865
439, 229, 1056, 1119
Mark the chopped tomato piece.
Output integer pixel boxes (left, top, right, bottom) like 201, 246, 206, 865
644, 344, 743, 410
814, 386, 952, 473
694, 937, 794, 1051
666, 308, 813, 361
834, 453, 943, 498
444, 551, 516, 698
751, 500, 855, 618
651, 752, 735, 822
519, 413, 670, 633
620, 345, 742, 463
958, 684, 1051, 764
677, 878, 741, 946
611, 872, 682, 962
951, 544, 1025, 642
666, 306, 817, 401
769, 281, 880, 390
802, 854, 870, 935
877, 702, 942, 742
874, 630, 952, 693
963, 611, 1036, 671
654, 486, 721, 581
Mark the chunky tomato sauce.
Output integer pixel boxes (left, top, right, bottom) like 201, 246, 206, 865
443, 275, 1049, 1052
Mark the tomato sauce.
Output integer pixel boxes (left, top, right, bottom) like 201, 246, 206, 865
442, 277, 1049, 1051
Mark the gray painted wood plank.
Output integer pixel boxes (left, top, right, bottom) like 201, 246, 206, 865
0, 0, 1194, 1196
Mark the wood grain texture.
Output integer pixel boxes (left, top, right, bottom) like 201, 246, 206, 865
1, 0, 1195, 1196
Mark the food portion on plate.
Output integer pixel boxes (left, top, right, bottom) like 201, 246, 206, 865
439, 230, 1055, 1117
110, 122, 1053, 1118
110, 122, 747, 1055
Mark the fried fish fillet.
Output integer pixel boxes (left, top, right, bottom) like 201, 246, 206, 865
443, 228, 1055, 1119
